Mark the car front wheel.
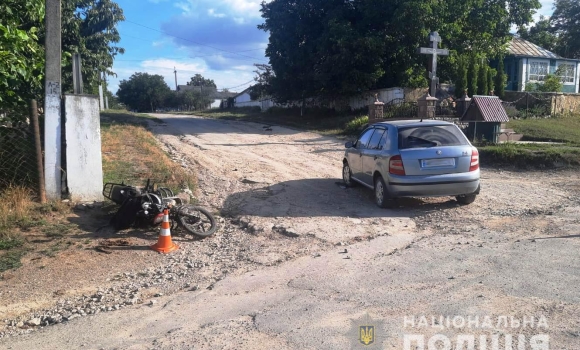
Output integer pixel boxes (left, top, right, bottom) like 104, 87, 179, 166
342, 161, 356, 187
374, 175, 395, 208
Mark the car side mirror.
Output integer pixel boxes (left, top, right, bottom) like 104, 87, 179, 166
345, 141, 354, 148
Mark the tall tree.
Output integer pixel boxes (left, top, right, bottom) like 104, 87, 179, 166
60, 0, 125, 94
250, 63, 274, 101
467, 56, 478, 97
0, 0, 125, 119
117, 73, 170, 112
454, 55, 468, 98
550, 0, 580, 58
494, 58, 506, 98
477, 62, 488, 95
258, 0, 541, 103
487, 67, 495, 95
186, 74, 216, 88
517, 16, 559, 52
0, 0, 44, 120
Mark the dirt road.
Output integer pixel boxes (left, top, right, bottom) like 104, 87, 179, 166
2, 114, 579, 349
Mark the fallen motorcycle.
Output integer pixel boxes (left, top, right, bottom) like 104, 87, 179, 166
103, 179, 217, 238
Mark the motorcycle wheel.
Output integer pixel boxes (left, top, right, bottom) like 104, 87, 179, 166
176, 205, 217, 238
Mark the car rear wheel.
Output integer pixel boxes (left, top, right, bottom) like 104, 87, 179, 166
342, 162, 356, 187
374, 176, 395, 209
456, 194, 477, 205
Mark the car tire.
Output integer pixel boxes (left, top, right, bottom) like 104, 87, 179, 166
374, 175, 395, 209
456, 194, 477, 205
342, 161, 356, 187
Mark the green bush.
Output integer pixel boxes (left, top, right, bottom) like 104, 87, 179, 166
343, 116, 369, 135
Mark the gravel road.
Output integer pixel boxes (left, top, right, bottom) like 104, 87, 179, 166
1, 114, 579, 349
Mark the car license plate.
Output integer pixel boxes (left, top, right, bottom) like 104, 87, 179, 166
421, 158, 455, 168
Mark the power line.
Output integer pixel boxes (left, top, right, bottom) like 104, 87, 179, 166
222, 79, 254, 91
124, 19, 268, 62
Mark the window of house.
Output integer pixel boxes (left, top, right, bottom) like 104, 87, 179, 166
557, 63, 575, 84
528, 61, 548, 82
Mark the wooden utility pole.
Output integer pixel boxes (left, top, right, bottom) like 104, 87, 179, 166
44, 0, 62, 200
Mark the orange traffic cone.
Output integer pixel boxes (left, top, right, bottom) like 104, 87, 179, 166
150, 209, 178, 253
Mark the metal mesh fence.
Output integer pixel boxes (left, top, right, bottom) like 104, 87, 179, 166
0, 124, 40, 194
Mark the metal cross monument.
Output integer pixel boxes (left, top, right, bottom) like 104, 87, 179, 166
418, 31, 449, 97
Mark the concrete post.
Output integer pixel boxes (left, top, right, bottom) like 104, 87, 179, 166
417, 92, 438, 119
98, 85, 105, 110
44, 0, 62, 200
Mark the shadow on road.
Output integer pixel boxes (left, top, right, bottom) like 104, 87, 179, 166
221, 177, 462, 219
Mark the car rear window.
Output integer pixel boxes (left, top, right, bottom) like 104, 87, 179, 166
398, 125, 468, 149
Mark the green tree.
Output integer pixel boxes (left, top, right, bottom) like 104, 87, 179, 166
60, 0, 125, 94
186, 74, 216, 89
467, 56, 478, 97
517, 16, 559, 52
494, 58, 506, 98
0, 0, 125, 119
0, 0, 45, 119
454, 55, 468, 98
258, 0, 541, 102
487, 67, 496, 95
117, 73, 170, 112
250, 64, 274, 101
551, 0, 580, 58
477, 61, 488, 95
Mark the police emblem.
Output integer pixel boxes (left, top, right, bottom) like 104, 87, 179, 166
347, 312, 385, 349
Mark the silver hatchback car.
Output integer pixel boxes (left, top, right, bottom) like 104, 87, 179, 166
342, 120, 480, 208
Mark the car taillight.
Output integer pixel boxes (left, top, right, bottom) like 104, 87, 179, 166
389, 155, 406, 175
469, 147, 479, 171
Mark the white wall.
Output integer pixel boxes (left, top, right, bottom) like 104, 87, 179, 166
64, 94, 104, 202
231, 87, 406, 112
234, 92, 252, 103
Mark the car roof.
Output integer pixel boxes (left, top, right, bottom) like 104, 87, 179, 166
371, 119, 454, 128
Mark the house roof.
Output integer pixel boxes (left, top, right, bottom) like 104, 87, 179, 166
460, 96, 509, 123
508, 37, 562, 59
232, 85, 254, 99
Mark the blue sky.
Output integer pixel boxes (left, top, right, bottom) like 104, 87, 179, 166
108, 0, 556, 95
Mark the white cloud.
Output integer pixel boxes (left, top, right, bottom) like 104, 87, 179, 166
208, 9, 226, 18
174, 0, 270, 18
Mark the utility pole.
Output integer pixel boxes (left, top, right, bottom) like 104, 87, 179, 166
103, 72, 109, 109
44, 0, 62, 200
174, 67, 178, 90
98, 72, 105, 110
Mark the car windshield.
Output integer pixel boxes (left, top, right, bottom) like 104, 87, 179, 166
398, 125, 469, 149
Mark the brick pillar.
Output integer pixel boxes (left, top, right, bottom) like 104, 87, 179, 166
368, 94, 384, 124
417, 92, 438, 119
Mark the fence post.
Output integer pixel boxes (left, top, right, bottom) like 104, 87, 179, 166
525, 93, 529, 119
30, 99, 47, 203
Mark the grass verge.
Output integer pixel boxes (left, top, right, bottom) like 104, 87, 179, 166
101, 110, 196, 193
479, 143, 580, 168
509, 115, 580, 144
183, 107, 367, 136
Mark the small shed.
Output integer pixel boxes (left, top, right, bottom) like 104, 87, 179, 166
460, 95, 509, 143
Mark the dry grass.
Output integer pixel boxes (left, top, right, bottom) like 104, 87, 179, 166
0, 186, 33, 237
101, 112, 196, 193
